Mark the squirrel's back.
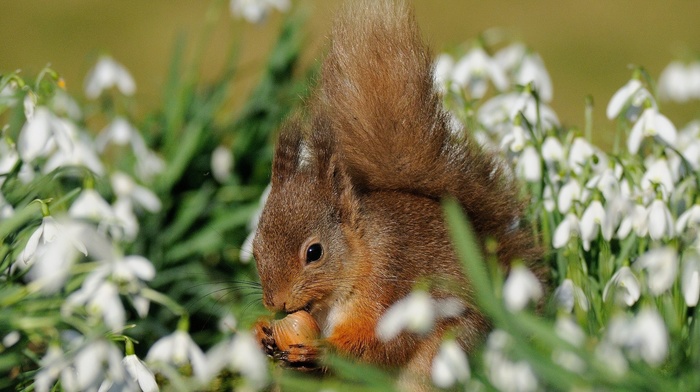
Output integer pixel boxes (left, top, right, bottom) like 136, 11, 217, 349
315, 0, 539, 267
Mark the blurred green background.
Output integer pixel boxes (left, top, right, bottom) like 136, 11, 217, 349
1, 0, 698, 146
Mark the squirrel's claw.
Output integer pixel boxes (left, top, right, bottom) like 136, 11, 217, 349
279, 343, 321, 372
253, 319, 278, 358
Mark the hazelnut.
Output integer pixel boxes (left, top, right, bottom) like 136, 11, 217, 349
271, 310, 320, 351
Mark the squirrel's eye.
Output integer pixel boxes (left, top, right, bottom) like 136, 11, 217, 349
306, 243, 323, 263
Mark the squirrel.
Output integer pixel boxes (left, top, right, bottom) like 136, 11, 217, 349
252, 0, 546, 388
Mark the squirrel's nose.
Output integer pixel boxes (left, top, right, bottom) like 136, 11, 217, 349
264, 291, 288, 312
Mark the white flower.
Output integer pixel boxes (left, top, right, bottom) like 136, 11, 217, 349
431, 339, 470, 389
647, 199, 674, 240
553, 213, 580, 249
682, 253, 700, 307
606, 79, 652, 121
18, 216, 87, 266
147, 330, 208, 382
516, 53, 553, 102
540, 135, 564, 163
84, 56, 136, 99
627, 107, 677, 154
433, 53, 455, 91
0, 136, 19, 182
616, 203, 648, 239
376, 290, 465, 341
111, 172, 162, 213
452, 47, 508, 99
634, 247, 678, 296
2, 331, 20, 348
553, 279, 589, 312
552, 317, 586, 373
484, 331, 538, 392
502, 265, 543, 311
641, 158, 675, 199
23, 219, 92, 294
658, 61, 700, 102
602, 266, 641, 306
69, 188, 114, 224
34, 345, 73, 392
63, 270, 126, 330
230, 0, 290, 24
17, 107, 72, 162
230, 332, 269, 388
211, 145, 234, 183
586, 168, 620, 202
557, 179, 582, 214
122, 354, 159, 392
478, 91, 559, 132
515, 145, 541, 183
112, 198, 140, 241
676, 204, 700, 234
568, 137, 607, 175
500, 124, 529, 153
606, 309, 668, 366
95, 116, 139, 151
75, 338, 127, 391
580, 199, 607, 249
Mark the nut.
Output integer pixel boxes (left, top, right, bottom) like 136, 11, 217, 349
271, 310, 320, 351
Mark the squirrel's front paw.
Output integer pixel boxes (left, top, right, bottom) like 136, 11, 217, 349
253, 318, 277, 358
279, 342, 322, 372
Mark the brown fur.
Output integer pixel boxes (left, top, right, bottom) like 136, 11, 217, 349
252, 0, 545, 389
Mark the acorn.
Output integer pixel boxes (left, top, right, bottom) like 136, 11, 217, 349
271, 310, 320, 351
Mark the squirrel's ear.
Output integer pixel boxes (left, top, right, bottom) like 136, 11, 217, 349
271, 117, 304, 186
328, 156, 360, 228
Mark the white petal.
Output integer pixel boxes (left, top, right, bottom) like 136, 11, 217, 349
123, 355, 159, 392
682, 255, 700, 307
607, 79, 642, 120
503, 265, 542, 311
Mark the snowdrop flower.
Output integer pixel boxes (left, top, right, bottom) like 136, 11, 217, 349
658, 61, 700, 102
0, 136, 19, 182
112, 198, 140, 241
540, 135, 564, 163
586, 168, 621, 202
617, 203, 648, 239
84, 56, 136, 99
602, 266, 641, 306
676, 204, 700, 235
516, 53, 553, 102
95, 116, 139, 152
211, 145, 233, 183
111, 171, 161, 213
34, 344, 75, 392
23, 219, 91, 294
147, 329, 208, 383
69, 188, 114, 224
553, 213, 580, 249
376, 290, 465, 341
17, 107, 72, 162
433, 53, 455, 92
634, 247, 678, 296
628, 107, 677, 154
240, 184, 271, 263
641, 158, 675, 199
552, 316, 586, 373
452, 47, 508, 99
122, 354, 159, 392
515, 145, 541, 183
63, 270, 126, 330
580, 199, 607, 249
553, 279, 589, 312
606, 78, 652, 121
18, 216, 87, 266
230, 332, 269, 388
567, 137, 607, 175
606, 309, 668, 366
431, 339, 470, 389
230, 0, 290, 24
43, 134, 105, 176
74, 338, 127, 391
647, 199, 674, 240
502, 265, 543, 311
682, 253, 700, 307
484, 331, 538, 392
557, 179, 581, 214
500, 124, 529, 153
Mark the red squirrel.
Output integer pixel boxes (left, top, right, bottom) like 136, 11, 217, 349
252, 0, 545, 387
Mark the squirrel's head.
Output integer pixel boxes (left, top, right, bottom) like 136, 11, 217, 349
253, 116, 359, 315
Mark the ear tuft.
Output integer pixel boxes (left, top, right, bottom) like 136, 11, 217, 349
272, 116, 304, 185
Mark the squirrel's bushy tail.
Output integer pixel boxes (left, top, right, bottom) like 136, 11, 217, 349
313, 0, 535, 264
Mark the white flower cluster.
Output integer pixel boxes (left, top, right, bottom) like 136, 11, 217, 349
1, 57, 270, 391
